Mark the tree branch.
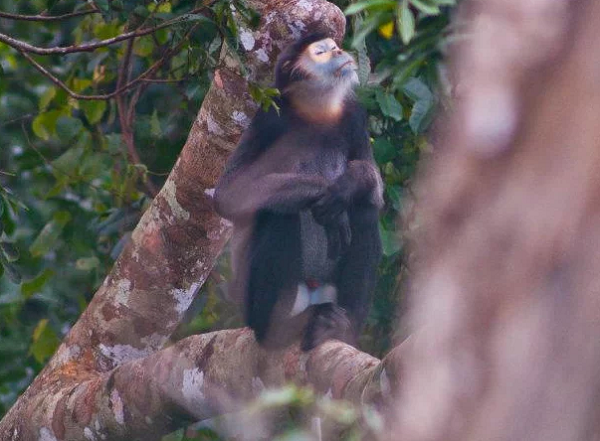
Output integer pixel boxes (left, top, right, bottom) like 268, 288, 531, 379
0, 8, 99, 21
0, 9, 204, 56
0, 329, 399, 440
18, 38, 184, 101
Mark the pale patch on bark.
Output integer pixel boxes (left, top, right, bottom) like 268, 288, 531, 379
83, 427, 96, 441
288, 20, 306, 39
110, 389, 125, 425
99, 343, 152, 365
232, 111, 250, 127
182, 368, 205, 407
204, 188, 215, 198
206, 112, 225, 136
207, 218, 232, 241
49, 344, 81, 369
171, 283, 201, 314
114, 279, 131, 307
239, 29, 256, 51
140, 333, 168, 349
380, 368, 391, 397
252, 376, 265, 393
298, 0, 313, 11
255, 48, 269, 63
38, 428, 57, 441
162, 180, 191, 222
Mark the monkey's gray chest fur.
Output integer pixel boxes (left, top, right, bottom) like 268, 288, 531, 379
299, 210, 337, 281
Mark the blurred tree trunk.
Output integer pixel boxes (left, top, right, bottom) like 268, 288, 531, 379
393, 0, 600, 440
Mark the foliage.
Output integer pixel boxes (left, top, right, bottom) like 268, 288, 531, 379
0, 0, 456, 435
341, 0, 455, 353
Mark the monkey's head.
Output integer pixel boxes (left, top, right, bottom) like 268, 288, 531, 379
275, 33, 359, 120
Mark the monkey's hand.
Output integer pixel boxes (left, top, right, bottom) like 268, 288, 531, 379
323, 211, 352, 259
311, 179, 354, 225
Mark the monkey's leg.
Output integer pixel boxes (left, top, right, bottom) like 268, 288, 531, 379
336, 206, 381, 343
303, 206, 382, 349
247, 211, 304, 346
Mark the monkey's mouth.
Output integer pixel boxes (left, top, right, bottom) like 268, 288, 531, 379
335, 60, 356, 76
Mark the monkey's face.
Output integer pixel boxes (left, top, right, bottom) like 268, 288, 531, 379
294, 38, 359, 87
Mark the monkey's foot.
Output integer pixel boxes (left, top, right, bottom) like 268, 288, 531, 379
301, 303, 351, 351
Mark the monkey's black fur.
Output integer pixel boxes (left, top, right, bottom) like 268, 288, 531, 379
214, 33, 383, 350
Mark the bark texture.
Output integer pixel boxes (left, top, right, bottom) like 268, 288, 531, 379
0, 2, 363, 439
394, 1, 600, 440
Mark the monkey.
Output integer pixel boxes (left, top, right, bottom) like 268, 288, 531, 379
214, 32, 383, 350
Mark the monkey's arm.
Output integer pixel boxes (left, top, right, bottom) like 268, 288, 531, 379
215, 103, 328, 221
214, 169, 327, 222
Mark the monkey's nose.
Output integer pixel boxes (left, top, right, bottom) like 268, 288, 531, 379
333, 49, 343, 56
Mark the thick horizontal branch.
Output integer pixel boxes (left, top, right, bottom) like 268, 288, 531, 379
0, 8, 99, 21
0, 329, 401, 440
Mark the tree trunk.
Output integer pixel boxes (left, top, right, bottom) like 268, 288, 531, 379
393, 1, 600, 440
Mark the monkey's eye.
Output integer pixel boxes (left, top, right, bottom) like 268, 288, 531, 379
307, 43, 333, 63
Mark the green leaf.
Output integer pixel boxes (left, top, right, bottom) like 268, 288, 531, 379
51, 147, 85, 176
379, 225, 402, 256
373, 137, 396, 163
31, 110, 64, 140
21, 269, 54, 299
31, 319, 60, 363
29, 211, 72, 257
71, 78, 92, 93
76, 257, 100, 271
403, 77, 433, 102
398, 1, 416, 44
39, 87, 56, 111
0, 242, 19, 262
133, 5, 150, 17
150, 110, 162, 137
93, 21, 122, 40
80, 152, 108, 180
345, 0, 396, 15
410, 0, 440, 15
134, 36, 155, 57
55, 116, 83, 142
351, 11, 389, 48
81, 100, 106, 124
375, 90, 403, 121
403, 78, 435, 133
4, 262, 21, 284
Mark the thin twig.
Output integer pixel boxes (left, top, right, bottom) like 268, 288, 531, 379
0, 8, 98, 22
140, 78, 185, 83
0, 114, 34, 128
0, 8, 205, 56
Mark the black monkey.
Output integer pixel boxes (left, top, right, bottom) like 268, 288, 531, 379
214, 33, 383, 350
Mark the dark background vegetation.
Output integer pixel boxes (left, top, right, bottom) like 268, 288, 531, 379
0, 0, 454, 428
